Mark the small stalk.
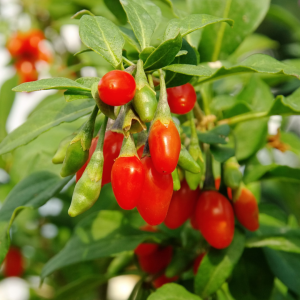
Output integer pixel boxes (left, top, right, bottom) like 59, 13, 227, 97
203, 144, 215, 190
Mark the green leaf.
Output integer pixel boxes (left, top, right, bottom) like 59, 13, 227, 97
228, 249, 274, 300
175, 50, 187, 57
144, 33, 182, 70
268, 88, 300, 116
197, 124, 230, 144
119, 26, 141, 52
74, 48, 93, 56
0, 97, 95, 155
246, 236, 300, 254
164, 14, 233, 40
230, 33, 279, 62
104, 0, 127, 24
0, 75, 18, 141
264, 248, 300, 296
0, 172, 70, 263
41, 210, 164, 279
159, 0, 180, 18
148, 283, 202, 300
234, 119, 268, 161
12, 78, 90, 93
244, 164, 300, 184
79, 15, 125, 68
135, 0, 162, 30
210, 144, 235, 162
195, 229, 245, 298
163, 54, 300, 84
189, 0, 270, 61
166, 39, 198, 88
236, 76, 274, 112
75, 77, 101, 88
64, 90, 92, 102
120, 0, 156, 50
55, 274, 109, 300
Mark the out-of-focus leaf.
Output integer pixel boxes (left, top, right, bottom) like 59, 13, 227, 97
104, 0, 127, 24
210, 144, 235, 162
264, 248, 300, 296
0, 97, 94, 155
244, 164, 300, 184
197, 124, 230, 144
0, 75, 18, 141
195, 229, 245, 298
41, 210, 164, 279
228, 249, 274, 300
0, 172, 70, 264
234, 119, 268, 161
148, 283, 202, 300
188, 0, 270, 61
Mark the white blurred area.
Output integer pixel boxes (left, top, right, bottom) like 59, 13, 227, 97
107, 275, 140, 300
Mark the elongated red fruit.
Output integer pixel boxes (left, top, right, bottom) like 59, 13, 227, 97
111, 156, 145, 210
148, 120, 181, 174
137, 156, 173, 225
4, 247, 24, 277
193, 252, 206, 275
135, 225, 158, 256
164, 180, 200, 229
234, 187, 259, 231
195, 191, 235, 249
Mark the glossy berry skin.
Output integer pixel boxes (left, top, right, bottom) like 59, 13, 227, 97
15, 59, 38, 83
76, 137, 98, 183
111, 156, 145, 210
190, 211, 198, 230
164, 180, 200, 229
193, 252, 206, 275
98, 70, 136, 106
148, 120, 181, 174
137, 156, 173, 225
102, 131, 124, 186
137, 145, 145, 159
195, 191, 235, 249
153, 274, 178, 288
167, 83, 197, 115
233, 188, 259, 231
137, 246, 173, 274
4, 247, 24, 277
215, 177, 232, 199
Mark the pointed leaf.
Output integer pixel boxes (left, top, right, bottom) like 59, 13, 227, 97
12, 78, 90, 93
164, 14, 233, 40
119, 26, 141, 52
120, 0, 155, 50
0, 97, 95, 155
144, 33, 182, 70
148, 283, 202, 300
163, 54, 300, 84
79, 15, 124, 68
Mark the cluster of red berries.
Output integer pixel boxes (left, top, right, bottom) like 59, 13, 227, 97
6, 29, 52, 83
75, 69, 259, 251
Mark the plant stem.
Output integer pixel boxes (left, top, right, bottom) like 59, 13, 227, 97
211, 0, 232, 61
122, 56, 135, 66
193, 102, 205, 123
218, 111, 268, 126
200, 84, 212, 116
203, 144, 215, 190
187, 110, 197, 139
95, 116, 108, 151
147, 74, 154, 89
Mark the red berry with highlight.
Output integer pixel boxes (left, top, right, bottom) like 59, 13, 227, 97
98, 70, 136, 106
167, 83, 197, 115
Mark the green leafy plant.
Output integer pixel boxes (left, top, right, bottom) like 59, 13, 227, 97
1, 0, 300, 299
